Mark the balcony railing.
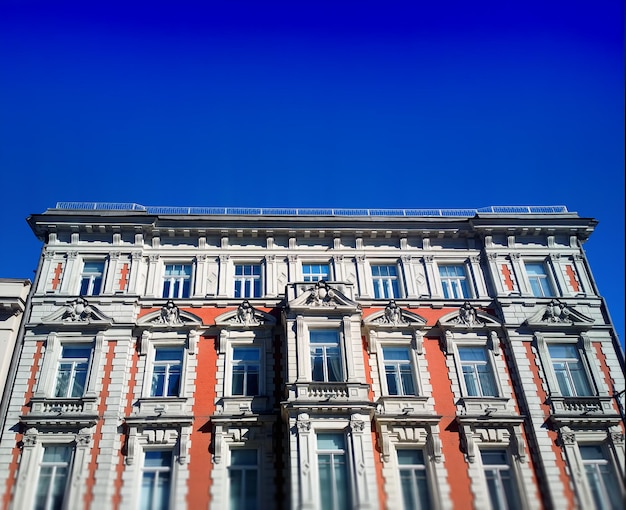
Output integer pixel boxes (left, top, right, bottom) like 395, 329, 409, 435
53, 202, 569, 217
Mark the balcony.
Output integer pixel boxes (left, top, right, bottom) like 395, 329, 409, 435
23, 396, 99, 427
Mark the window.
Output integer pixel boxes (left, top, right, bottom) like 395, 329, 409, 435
382, 347, 416, 396
231, 347, 260, 396
303, 264, 330, 282
54, 346, 91, 398
34, 446, 72, 510
317, 433, 351, 510
310, 330, 342, 382
162, 264, 192, 299
458, 346, 498, 397
579, 445, 622, 510
439, 265, 470, 299
548, 344, 592, 396
481, 450, 519, 510
79, 261, 104, 296
151, 348, 183, 397
229, 449, 258, 510
525, 262, 553, 297
234, 265, 261, 298
398, 450, 430, 510
371, 265, 400, 299
140, 450, 172, 510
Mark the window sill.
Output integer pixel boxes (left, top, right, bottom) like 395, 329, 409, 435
22, 396, 99, 426
134, 397, 189, 417
217, 396, 270, 415
376, 395, 433, 416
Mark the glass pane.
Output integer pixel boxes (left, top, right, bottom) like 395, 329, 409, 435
92, 277, 102, 295
231, 449, 257, 465
462, 366, 479, 396
70, 364, 88, 397
400, 367, 416, 395
229, 470, 242, 510
317, 433, 345, 450
54, 366, 71, 397
247, 371, 259, 396
383, 348, 410, 361
334, 455, 349, 510
400, 470, 416, 510
311, 349, 324, 381
166, 371, 180, 396
80, 279, 90, 295
140, 472, 155, 510
570, 364, 592, 396
233, 348, 260, 361
458, 347, 487, 362
144, 451, 172, 467
234, 280, 242, 298
151, 369, 165, 396
155, 348, 183, 362
43, 446, 71, 463
34, 468, 52, 510
310, 331, 339, 344
525, 263, 546, 276
232, 368, 245, 395
244, 470, 258, 510
318, 455, 333, 510
481, 450, 508, 465
580, 445, 605, 460
397, 450, 424, 465
477, 364, 498, 397
162, 280, 171, 298
385, 368, 399, 395
154, 472, 171, 510
548, 344, 578, 359
62, 346, 91, 359
326, 349, 342, 382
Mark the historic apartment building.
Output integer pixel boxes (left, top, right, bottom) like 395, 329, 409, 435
0, 203, 623, 510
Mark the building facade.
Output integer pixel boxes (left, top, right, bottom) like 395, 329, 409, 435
0, 203, 623, 510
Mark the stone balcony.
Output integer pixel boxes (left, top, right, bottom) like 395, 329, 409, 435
23, 396, 99, 427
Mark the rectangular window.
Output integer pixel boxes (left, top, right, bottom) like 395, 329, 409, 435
382, 347, 416, 396
303, 264, 330, 282
458, 346, 498, 397
140, 450, 172, 510
398, 450, 430, 510
481, 450, 520, 510
547, 344, 592, 396
229, 449, 258, 510
317, 433, 350, 510
310, 330, 342, 382
525, 262, 553, 297
162, 264, 192, 299
151, 348, 183, 397
34, 446, 72, 510
439, 265, 470, 299
371, 265, 400, 299
234, 264, 262, 298
579, 445, 622, 510
231, 347, 260, 396
55, 346, 91, 398
80, 261, 104, 296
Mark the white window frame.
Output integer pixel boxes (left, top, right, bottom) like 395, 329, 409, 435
452, 342, 502, 399
370, 262, 403, 299
227, 448, 260, 510
457, 345, 500, 398
547, 343, 594, 397
380, 345, 419, 397
316, 431, 352, 510
309, 329, 344, 383
139, 333, 192, 400
301, 262, 332, 283
233, 262, 264, 299
79, 259, 106, 296
150, 346, 185, 398
140, 448, 175, 510
229, 345, 263, 397
534, 333, 603, 399
33, 333, 103, 401
479, 448, 522, 510
161, 262, 194, 299
435, 260, 475, 299
523, 259, 557, 298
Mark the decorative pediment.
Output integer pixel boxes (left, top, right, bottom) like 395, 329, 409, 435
525, 300, 594, 329
438, 302, 500, 330
41, 297, 113, 326
138, 300, 203, 328
287, 281, 360, 312
364, 301, 427, 328
215, 301, 276, 327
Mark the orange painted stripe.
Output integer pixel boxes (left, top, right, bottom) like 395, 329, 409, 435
83, 341, 116, 510
425, 336, 474, 510
523, 342, 575, 508
2, 341, 44, 510
111, 342, 139, 509
186, 335, 218, 509
564, 265, 580, 292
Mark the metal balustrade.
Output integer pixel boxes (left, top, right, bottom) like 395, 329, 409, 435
53, 202, 569, 216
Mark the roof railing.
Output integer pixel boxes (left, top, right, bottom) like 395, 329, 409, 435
53, 202, 569, 217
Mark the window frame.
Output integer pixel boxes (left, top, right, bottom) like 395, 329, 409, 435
370, 263, 403, 299
453, 343, 502, 399
301, 262, 332, 283
523, 260, 557, 298
435, 260, 475, 299
233, 262, 263, 299
315, 431, 352, 510
396, 448, 433, 510
457, 345, 500, 398
578, 443, 624, 510
479, 448, 521, 510
150, 346, 185, 398
309, 329, 344, 383
140, 335, 192, 401
161, 262, 194, 299
34, 444, 74, 510
229, 345, 262, 397
140, 448, 174, 510
54, 344, 93, 399
380, 346, 419, 397
547, 343, 594, 397
79, 259, 106, 296
227, 448, 260, 510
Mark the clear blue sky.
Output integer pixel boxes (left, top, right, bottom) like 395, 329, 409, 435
1, 1, 623, 343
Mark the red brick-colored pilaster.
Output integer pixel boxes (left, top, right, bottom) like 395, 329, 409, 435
83, 341, 116, 509
186, 335, 218, 509
2, 341, 44, 510
111, 343, 139, 509
51, 262, 63, 290
565, 265, 580, 292
502, 264, 514, 291
118, 263, 130, 291
426, 336, 474, 510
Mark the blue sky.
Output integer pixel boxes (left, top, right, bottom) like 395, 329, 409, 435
1, 1, 623, 343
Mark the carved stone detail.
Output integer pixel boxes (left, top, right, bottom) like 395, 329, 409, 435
63, 297, 94, 322
154, 300, 182, 326
453, 302, 484, 327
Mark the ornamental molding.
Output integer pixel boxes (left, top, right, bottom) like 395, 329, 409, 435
287, 281, 360, 312
41, 297, 113, 326
364, 300, 427, 329
215, 300, 276, 328
438, 302, 501, 331
525, 300, 594, 329
137, 300, 203, 329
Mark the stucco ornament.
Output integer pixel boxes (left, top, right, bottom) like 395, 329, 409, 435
306, 281, 336, 306
156, 300, 182, 326
236, 300, 259, 326
63, 297, 94, 322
